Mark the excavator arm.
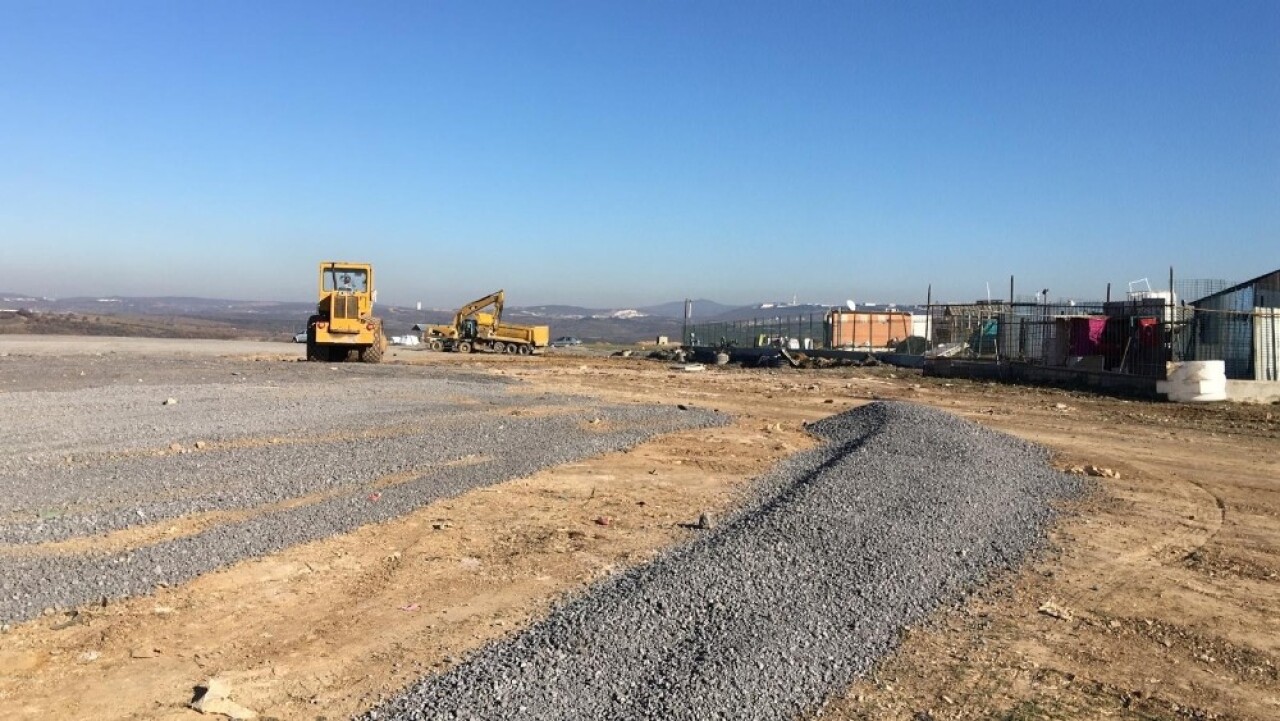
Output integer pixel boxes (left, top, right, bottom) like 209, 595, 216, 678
452, 290, 505, 328
428, 288, 547, 354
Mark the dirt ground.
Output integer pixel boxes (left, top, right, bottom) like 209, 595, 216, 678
0, 338, 1276, 720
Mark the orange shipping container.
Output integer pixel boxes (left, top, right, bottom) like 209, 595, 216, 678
825, 310, 912, 349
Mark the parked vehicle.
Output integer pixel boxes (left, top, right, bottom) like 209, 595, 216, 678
550, 336, 583, 347
293, 331, 308, 343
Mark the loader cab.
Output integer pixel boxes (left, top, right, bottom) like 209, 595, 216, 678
317, 262, 376, 331
322, 267, 368, 294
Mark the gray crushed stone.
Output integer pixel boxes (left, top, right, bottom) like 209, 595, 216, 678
360, 401, 1083, 721
0, 360, 724, 625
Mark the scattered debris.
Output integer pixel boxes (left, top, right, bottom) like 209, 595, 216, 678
131, 647, 160, 659
400, 603, 420, 612
190, 677, 258, 719
1038, 599, 1075, 621
696, 512, 714, 530
593, 516, 612, 526
777, 346, 802, 368
162, 397, 178, 406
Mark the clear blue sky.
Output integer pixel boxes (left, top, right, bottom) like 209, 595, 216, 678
2, 1, 1277, 308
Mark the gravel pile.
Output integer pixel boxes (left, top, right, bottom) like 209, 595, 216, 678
362, 401, 1083, 721
0, 360, 724, 625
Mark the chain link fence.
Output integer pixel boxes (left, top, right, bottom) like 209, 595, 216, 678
926, 301, 1277, 380
680, 279, 1277, 382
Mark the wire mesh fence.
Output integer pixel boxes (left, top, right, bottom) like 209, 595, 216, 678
685, 313, 829, 351
1179, 307, 1280, 381
927, 302, 1278, 380
682, 294, 1278, 381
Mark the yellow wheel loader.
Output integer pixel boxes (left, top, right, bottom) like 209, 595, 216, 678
306, 261, 387, 363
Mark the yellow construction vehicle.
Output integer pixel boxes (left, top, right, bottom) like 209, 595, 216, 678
423, 290, 549, 355
306, 261, 387, 363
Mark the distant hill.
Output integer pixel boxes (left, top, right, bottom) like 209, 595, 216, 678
0, 294, 686, 344
638, 299, 735, 320
0, 295, 342, 341
703, 302, 929, 323
517, 305, 600, 319
708, 303, 834, 322
0, 293, 927, 345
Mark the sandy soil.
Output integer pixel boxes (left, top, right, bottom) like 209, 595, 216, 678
0, 337, 1276, 720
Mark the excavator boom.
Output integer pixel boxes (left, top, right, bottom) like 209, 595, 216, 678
452, 290, 505, 328
424, 289, 548, 354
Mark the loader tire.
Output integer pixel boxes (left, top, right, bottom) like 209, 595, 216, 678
360, 339, 384, 364
429, 340, 443, 352
305, 316, 326, 362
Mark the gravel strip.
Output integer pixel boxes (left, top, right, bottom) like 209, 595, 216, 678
361, 401, 1084, 721
0, 359, 725, 625
0, 407, 660, 543
0, 363, 523, 471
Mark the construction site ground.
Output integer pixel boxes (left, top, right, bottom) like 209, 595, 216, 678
0, 336, 1276, 720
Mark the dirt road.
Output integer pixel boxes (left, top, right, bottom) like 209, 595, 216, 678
0, 336, 1275, 719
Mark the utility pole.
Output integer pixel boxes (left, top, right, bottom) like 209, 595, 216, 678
683, 298, 693, 345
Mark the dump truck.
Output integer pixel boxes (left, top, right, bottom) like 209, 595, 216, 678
306, 261, 387, 363
422, 290, 548, 354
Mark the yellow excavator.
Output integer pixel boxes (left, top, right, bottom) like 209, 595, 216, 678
306, 261, 387, 363
421, 290, 548, 355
